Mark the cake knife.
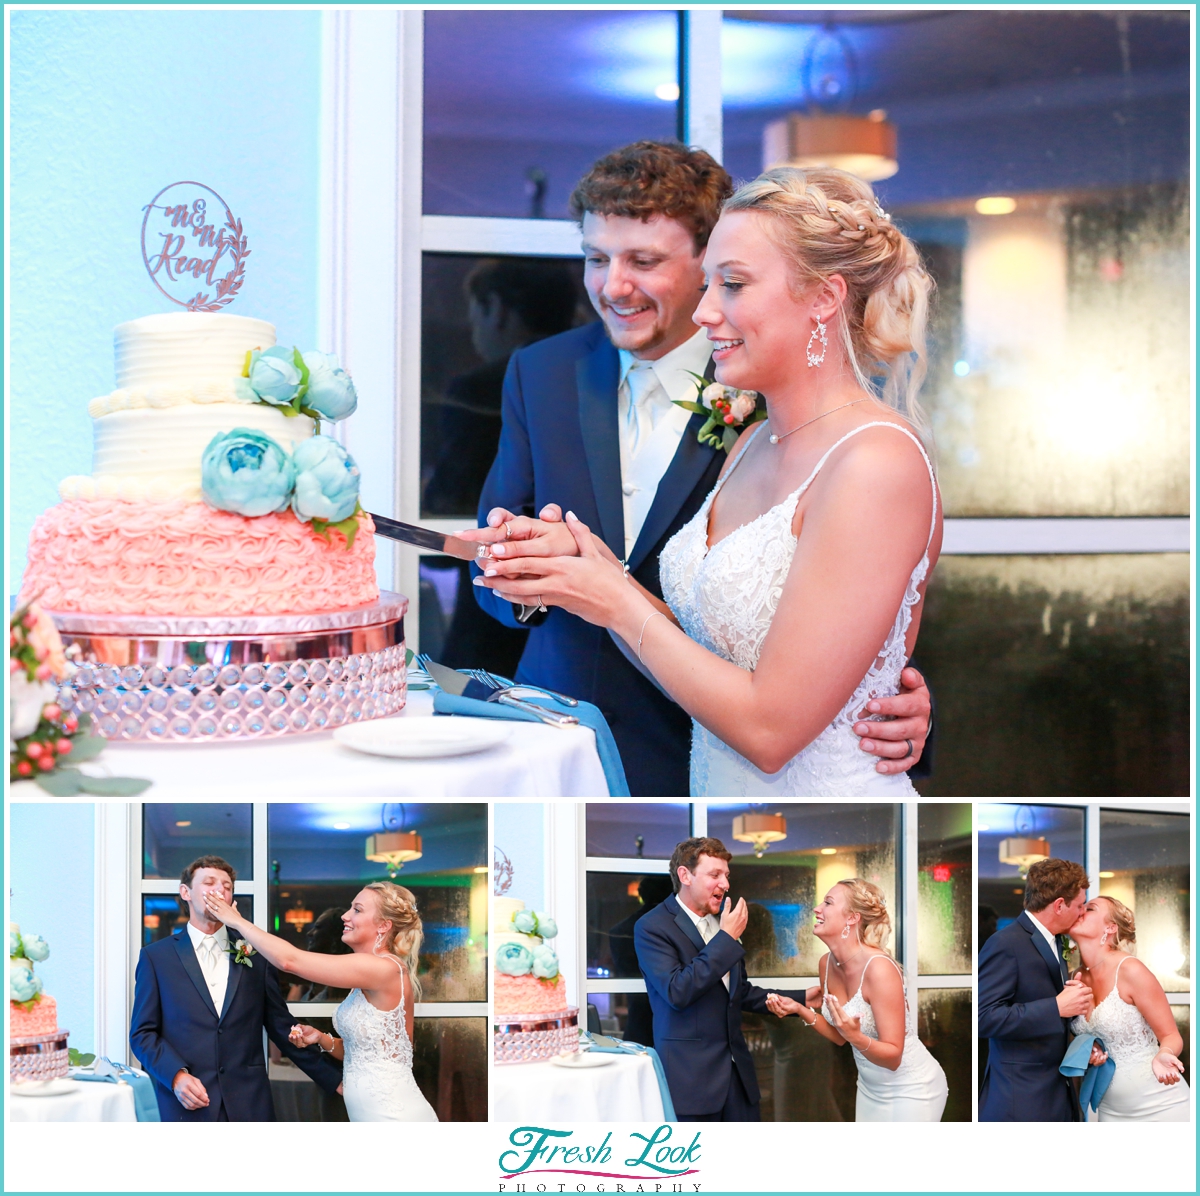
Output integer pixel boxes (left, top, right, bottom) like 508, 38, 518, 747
367, 513, 487, 563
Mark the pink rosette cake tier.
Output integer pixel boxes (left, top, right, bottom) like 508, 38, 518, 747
22, 499, 377, 616
10, 994, 58, 1037
494, 973, 569, 1018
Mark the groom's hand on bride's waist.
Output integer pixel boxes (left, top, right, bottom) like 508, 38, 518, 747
854, 665, 932, 774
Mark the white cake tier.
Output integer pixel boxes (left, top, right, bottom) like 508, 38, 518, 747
114, 312, 276, 390
59, 403, 316, 503
491, 897, 526, 936
492, 931, 542, 953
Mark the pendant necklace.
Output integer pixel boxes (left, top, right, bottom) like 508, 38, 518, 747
768, 397, 871, 444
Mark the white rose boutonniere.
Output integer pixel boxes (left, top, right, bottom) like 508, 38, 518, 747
228, 939, 256, 968
672, 371, 767, 452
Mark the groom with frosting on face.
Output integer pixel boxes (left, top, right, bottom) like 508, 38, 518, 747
463, 140, 933, 796
633, 837, 809, 1121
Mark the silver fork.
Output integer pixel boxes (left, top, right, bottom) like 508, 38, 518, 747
421, 656, 578, 727
469, 668, 579, 708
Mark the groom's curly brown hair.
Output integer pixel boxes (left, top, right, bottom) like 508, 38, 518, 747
669, 837, 733, 893
1024, 858, 1088, 911
569, 141, 733, 253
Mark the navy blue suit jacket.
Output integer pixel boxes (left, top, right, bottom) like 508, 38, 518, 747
977, 911, 1079, 1122
634, 894, 805, 1117
475, 322, 724, 797
129, 929, 342, 1122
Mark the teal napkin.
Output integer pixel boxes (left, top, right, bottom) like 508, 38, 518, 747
579, 1032, 676, 1121
70, 1064, 161, 1122
1060, 1032, 1115, 1114
432, 689, 629, 796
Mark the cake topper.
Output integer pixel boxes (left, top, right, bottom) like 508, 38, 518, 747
141, 181, 249, 312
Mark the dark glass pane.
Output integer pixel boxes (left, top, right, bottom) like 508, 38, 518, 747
585, 871, 674, 980
916, 554, 1189, 796
142, 804, 252, 880
917, 804, 972, 974
268, 1015, 349, 1123
142, 893, 252, 947
267, 804, 487, 1003
918, 988, 972, 1122
707, 803, 899, 977
1100, 809, 1190, 992
585, 803, 692, 860
1171, 1005, 1190, 1082
424, 11, 678, 218
742, 1010, 857, 1121
420, 252, 592, 520
413, 1016, 488, 1122
977, 803, 1084, 934
586, 991, 656, 1049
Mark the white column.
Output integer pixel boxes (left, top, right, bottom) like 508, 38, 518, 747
901, 802, 919, 982
94, 803, 135, 1066
1085, 803, 1102, 900
681, 10, 723, 162
545, 803, 585, 1012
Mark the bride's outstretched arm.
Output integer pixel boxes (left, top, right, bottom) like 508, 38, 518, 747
203, 895, 400, 992
474, 429, 937, 774
1120, 959, 1186, 1083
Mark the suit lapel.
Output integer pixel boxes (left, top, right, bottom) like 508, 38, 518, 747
219, 947, 243, 1021
576, 339, 624, 557
668, 894, 707, 954
627, 354, 720, 573
174, 930, 220, 1019
1020, 912, 1067, 988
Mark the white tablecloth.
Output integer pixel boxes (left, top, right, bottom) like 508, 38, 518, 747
12, 691, 608, 798
494, 1054, 665, 1122
8, 1079, 137, 1122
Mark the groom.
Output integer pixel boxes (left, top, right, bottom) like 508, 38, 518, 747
471, 139, 933, 796
977, 857, 1093, 1121
634, 837, 808, 1121
130, 856, 343, 1121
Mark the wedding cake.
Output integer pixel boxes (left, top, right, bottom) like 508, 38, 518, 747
492, 898, 578, 1063
20, 312, 379, 616
9, 925, 70, 1081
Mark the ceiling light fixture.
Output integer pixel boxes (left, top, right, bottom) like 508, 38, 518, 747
998, 806, 1050, 873
175, 820, 191, 827
975, 196, 1017, 215
1099, 871, 1115, 879
764, 110, 898, 181
333, 822, 351, 830
654, 82, 680, 102
732, 811, 787, 859
820, 847, 838, 855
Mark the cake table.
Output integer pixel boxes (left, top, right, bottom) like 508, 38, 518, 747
492, 1052, 667, 1122
8, 1079, 137, 1123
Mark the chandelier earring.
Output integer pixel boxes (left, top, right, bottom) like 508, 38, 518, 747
374, 927, 386, 953
840, 923, 850, 940
806, 317, 828, 368
1100, 928, 1109, 947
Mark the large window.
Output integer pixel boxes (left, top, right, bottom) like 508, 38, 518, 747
578, 802, 971, 1122
134, 802, 487, 1121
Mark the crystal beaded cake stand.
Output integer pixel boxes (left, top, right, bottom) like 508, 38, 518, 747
493, 1007, 579, 1064
48, 593, 407, 743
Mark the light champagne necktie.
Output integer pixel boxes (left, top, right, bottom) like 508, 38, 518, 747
624, 362, 658, 458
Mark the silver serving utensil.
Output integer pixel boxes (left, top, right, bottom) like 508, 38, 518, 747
468, 668, 579, 708
368, 513, 488, 563
423, 659, 579, 729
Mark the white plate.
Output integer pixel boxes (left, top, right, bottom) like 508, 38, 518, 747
12, 1079, 78, 1097
550, 1051, 615, 1069
333, 718, 512, 759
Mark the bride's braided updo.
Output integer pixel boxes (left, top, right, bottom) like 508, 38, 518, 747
836, 877, 893, 952
364, 881, 424, 1000
1096, 895, 1137, 955
723, 167, 933, 442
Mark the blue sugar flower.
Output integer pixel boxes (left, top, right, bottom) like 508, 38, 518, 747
245, 346, 304, 407
20, 934, 49, 963
494, 942, 534, 977
530, 945, 559, 980
301, 351, 358, 421
533, 913, 558, 940
201, 429, 295, 517
10, 962, 41, 1004
291, 435, 361, 523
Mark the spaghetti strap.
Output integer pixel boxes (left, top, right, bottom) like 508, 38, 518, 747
711, 420, 767, 495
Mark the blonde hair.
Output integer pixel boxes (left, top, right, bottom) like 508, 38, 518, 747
836, 878, 892, 951
363, 882, 424, 1001
1096, 896, 1137, 956
723, 167, 934, 444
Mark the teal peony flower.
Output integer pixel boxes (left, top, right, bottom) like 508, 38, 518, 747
494, 942, 534, 977
301, 351, 358, 421
9, 928, 22, 958
20, 934, 49, 963
201, 429, 296, 518
291, 435, 361, 523
530, 944, 559, 980
10, 961, 41, 1003
245, 346, 304, 407
512, 909, 538, 935
533, 912, 558, 940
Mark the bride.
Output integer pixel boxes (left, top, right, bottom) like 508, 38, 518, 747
771, 879, 947, 1121
204, 882, 437, 1122
470, 167, 941, 796
1069, 895, 1188, 1121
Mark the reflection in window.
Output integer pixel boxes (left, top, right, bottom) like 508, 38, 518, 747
742, 1011, 857, 1122
917, 804, 972, 975
424, 11, 678, 219
268, 1015, 348, 1123
917, 554, 1189, 797
1172, 1006, 1190, 1083
918, 988, 971, 1122
267, 804, 487, 1004
707, 804, 899, 977
142, 804, 252, 879
142, 894, 253, 947
977, 804, 1084, 936
585, 871, 673, 981
413, 1016, 488, 1122
1099, 809, 1190, 993
585, 803, 691, 860
588, 992, 655, 1049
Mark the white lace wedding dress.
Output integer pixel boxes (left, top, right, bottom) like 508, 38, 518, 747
1070, 956, 1190, 1121
333, 955, 437, 1122
822, 953, 948, 1122
660, 421, 937, 796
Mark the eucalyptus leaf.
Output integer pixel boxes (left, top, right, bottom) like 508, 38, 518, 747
34, 768, 84, 796
77, 775, 153, 796
405, 648, 415, 666
64, 734, 108, 763
722, 425, 740, 452
671, 399, 708, 415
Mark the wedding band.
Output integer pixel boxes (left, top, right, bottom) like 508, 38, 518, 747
536, 595, 547, 612
503, 521, 513, 540
905, 738, 913, 757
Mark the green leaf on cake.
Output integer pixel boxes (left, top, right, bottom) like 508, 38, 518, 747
68, 1049, 96, 1067
77, 775, 153, 796
310, 502, 363, 551
242, 350, 253, 378
34, 768, 84, 796
64, 734, 109, 764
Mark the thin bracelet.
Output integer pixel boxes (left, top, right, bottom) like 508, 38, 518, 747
636, 611, 665, 663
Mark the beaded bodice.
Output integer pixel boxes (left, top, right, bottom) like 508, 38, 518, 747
1071, 959, 1161, 1063
821, 953, 916, 1048
333, 960, 412, 1078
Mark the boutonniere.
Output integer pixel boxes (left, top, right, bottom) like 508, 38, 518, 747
1061, 937, 1074, 968
227, 939, 255, 968
672, 372, 766, 452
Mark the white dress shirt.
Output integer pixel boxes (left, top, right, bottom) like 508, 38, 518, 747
187, 922, 230, 1014
616, 327, 713, 561
677, 897, 730, 992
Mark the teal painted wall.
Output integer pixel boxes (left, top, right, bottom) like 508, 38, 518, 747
10, 804, 96, 1053
9, 10, 322, 585
493, 803, 544, 910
